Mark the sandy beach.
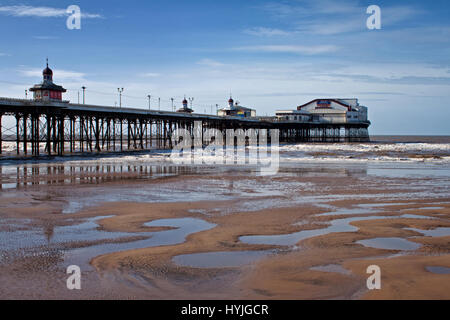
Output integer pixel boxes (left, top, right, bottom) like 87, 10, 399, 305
0, 139, 449, 300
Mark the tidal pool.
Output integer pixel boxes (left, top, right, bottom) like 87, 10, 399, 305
356, 237, 421, 251
172, 250, 275, 268
426, 266, 450, 275
239, 214, 432, 247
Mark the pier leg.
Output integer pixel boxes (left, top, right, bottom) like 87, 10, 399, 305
0, 113, 2, 155
46, 115, 51, 156
140, 120, 144, 149
95, 117, 100, 152
163, 121, 167, 149
69, 118, 73, 153
80, 117, 84, 153
16, 115, 20, 155
150, 121, 152, 149
113, 119, 116, 151
52, 117, 57, 154
127, 120, 131, 150
31, 115, 34, 156
36, 116, 40, 156
89, 117, 93, 152
59, 116, 64, 156
120, 119, 123, 152
23, 115, 27, 155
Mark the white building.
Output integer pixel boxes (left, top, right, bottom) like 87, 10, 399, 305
276, 98, 368, 124
275, 109, 311, 122
218, 97, 256, 118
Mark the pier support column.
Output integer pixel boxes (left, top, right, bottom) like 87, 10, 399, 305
95, 117, 100, 152
69, 117, 73, 153
149, 120, 153, 149
120, 119, 123, 152
112, 119, 116, 151
46, 115, 51, 156
23, 114, 28, 155
16, 115, 20, 155
59, 116, 64, 156
30, 114, 35, 156
80, 117, 84, 153
0, 113, 2, 155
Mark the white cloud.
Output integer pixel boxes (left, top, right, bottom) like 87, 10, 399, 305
139, 72, 161, 78
260, 0, 423, 35
20, 68, 86, 81
0, 5, 102, 18
197, 59, 225, 67
233, 45, 339, 55
244, 27, 291, 37
33, 36, 60, 40
297, 19, 364, 35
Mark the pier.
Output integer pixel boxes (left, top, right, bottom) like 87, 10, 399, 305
0, 97, 370, 158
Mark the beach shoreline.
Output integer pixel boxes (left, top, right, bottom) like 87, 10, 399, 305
0, 152, 449, 299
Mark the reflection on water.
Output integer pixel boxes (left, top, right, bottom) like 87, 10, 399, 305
426, 266, 450, 275
310, 264, 351, 276
64, 217, 216, 270
405, 227, 450, 237
172, 250, 275, 268
0, 162, 373, 190
0, 216, 216, 271
356, 237, 421, 251
0, 163, 222, 190
240, 214, 432, 247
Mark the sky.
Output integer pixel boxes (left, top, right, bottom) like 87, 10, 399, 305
0, 0, 449, 135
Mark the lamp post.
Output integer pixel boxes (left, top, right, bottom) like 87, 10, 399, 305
158, 97, 161, 111
81, 86, 86, 104
171, 98, 174, 112
117, 88, 124, 108
25, 90, 28, 99
147, 95, 151, 110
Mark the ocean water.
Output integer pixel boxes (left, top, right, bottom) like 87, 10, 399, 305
1, 136, 450, 166
277, 136, 450, 163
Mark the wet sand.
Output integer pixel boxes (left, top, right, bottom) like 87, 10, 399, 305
0, 160, 449, 300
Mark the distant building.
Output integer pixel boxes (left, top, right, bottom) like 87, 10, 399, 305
275, 109, 311, 122
276, 98, 368, 123
29, 60, 66, 101
218, 97, 256, 118
177, 97, 194, 114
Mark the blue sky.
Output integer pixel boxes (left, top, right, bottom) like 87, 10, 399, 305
0, 0, 449, 135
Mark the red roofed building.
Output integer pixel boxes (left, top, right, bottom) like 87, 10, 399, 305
29, 60, 67, 101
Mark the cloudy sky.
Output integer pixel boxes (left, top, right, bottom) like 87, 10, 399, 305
0, 0, 449, 135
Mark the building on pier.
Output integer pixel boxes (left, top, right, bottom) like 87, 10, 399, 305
218, 97, 256, 118
177, 97, 194, 114
276, 98, 368, 124
29, 60, 67, 101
